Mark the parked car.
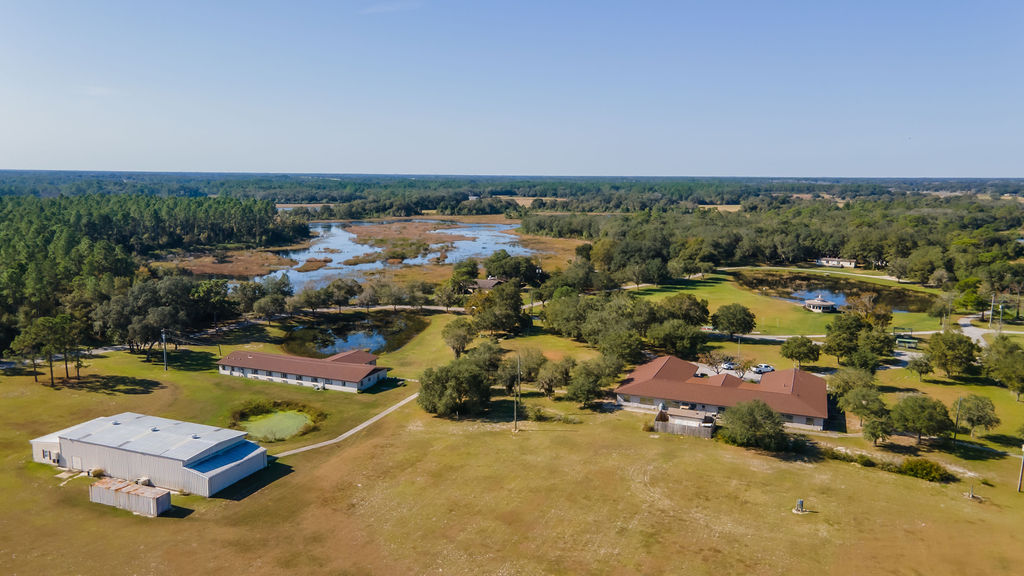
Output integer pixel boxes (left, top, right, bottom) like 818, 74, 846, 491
752, 363, 775, 374
721, 361, 739, 371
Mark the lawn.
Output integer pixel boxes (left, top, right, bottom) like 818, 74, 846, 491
377, 313, 458, 379
5, 313, 1024, 574
635, 274, 944, 335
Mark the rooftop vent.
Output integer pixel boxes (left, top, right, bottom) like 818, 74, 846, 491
112, 421, 120, 425
150, 426, 159, 432
191, 434, 201, 439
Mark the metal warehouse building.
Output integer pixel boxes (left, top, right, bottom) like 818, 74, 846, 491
31, 412, 267, 497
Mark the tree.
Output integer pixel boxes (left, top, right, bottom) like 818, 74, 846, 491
899, 358, 929, 383
470, 282, 531, 335
719, 400, 786, 451
8, 320, 46, 382
441, 317, 476, 358
648, 319, 707, 359
658, 293, 709, 326
711, 303, 755, 340
252, 294, 286, 324
536, 357, 575, 396
983, 334, 1024, 400
780, 336, 820, 368
698, 350, 732, 374
232, 281, 264, 313
327, 278, 362, 310
954, 395, 1000, 438
926, 330, 978, 377
417, 357, 492, 418
828, 368, 875, 397
845, 293, 893, 330
566, 357, 617, 407
846, 347, 881, 373
862, 416, 894, 446
435, 280, 463, 311
838, 386, 887, 426
822, 313, 869, 363
891, 395, 954, 444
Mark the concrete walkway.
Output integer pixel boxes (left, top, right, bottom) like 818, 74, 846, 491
274, 392, 420, 458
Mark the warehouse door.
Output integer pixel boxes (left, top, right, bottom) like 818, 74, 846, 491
71, 456, 82, 470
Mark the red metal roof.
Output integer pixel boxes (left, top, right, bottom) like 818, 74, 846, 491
217, 350, 386, 383
615, 356, 828, 419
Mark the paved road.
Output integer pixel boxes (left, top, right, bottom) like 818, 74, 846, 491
274, 392, 420, 458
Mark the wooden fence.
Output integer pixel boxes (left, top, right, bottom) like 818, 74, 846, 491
652, 421, 714, 438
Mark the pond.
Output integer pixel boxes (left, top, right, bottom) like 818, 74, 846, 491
735, 271, 934, 313
282, 311, 428, 358
241, 410, 312, 442
256, 219, 534, 288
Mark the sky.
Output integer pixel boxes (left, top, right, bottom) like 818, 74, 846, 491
0, 1, 1021, 177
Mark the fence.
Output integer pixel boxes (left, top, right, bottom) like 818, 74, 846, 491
652, 421, 714, 438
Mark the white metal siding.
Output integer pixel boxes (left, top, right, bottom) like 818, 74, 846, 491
89, 482, 171, 517
205, 449, 268, 495
60, 439, 212, 496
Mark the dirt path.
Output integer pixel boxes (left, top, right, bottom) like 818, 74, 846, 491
275, 392, 420, 458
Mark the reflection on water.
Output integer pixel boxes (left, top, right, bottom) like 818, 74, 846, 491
256, 220, 533, 288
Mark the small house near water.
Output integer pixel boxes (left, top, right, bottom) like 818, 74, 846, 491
803, 294, 837, 313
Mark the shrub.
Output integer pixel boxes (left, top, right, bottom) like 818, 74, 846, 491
641, 421, 655, 432
855, 454, 876, 467
899, 458, 956, 483
90, 468, 105, 478
526, 405, 549, 422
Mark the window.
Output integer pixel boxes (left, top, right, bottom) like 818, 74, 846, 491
42, 449, 52, 459
805, 417, 815, 425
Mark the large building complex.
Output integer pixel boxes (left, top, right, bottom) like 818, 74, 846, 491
615, 356, 829, 430
217, 349, 389, 392
31, 412, 267, 497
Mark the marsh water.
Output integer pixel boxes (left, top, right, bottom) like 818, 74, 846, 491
257, 219, 534, 288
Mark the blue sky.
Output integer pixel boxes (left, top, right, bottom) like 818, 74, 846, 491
0, 1, 1021, 176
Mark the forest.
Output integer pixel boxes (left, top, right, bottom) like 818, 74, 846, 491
3, 171, 1024, 362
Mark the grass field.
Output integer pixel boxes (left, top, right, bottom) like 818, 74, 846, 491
635, 274, 944, 335
5, 311, 1024, 575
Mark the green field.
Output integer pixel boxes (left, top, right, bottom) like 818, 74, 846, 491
635, 274, 944, 335
4, 311, 1024, 574
241, 410, 312, 441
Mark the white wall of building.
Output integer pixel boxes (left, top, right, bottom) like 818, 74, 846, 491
616, 394, 824, 430
218, 364, 386, 393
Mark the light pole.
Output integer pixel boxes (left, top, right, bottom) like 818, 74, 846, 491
161, 329, 168, 371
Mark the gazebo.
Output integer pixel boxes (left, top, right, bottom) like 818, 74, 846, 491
803, 294, 837, 313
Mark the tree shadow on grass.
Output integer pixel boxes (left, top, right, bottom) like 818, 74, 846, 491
215, 323, 275, 346
878, 385, 920, 394
943, 439, 1008, 461
982, 433, 1024, 450
169, 349, 218, 372
214, 458, 293, 502
53, 375, 164, 395
1, 365, 42, 379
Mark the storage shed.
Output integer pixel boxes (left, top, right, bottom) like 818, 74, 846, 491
31, 412, 267, 497
89, 477, 171, 517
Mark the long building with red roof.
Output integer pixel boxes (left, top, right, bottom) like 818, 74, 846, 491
217, 349, 388, 393
615, 356, 828, 430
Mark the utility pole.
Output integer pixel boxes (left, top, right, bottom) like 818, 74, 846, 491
952, 395, 962, 443
1018, 444, 1023, 493
513, 354, 521, 433
988, 292, 995, 329
161, 329, 168, 371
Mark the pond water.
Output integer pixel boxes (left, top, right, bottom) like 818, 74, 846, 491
256, 219, 533, 288
241, 410, 312, 442
736, 272, 933, 313
282, 312, 428, 358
